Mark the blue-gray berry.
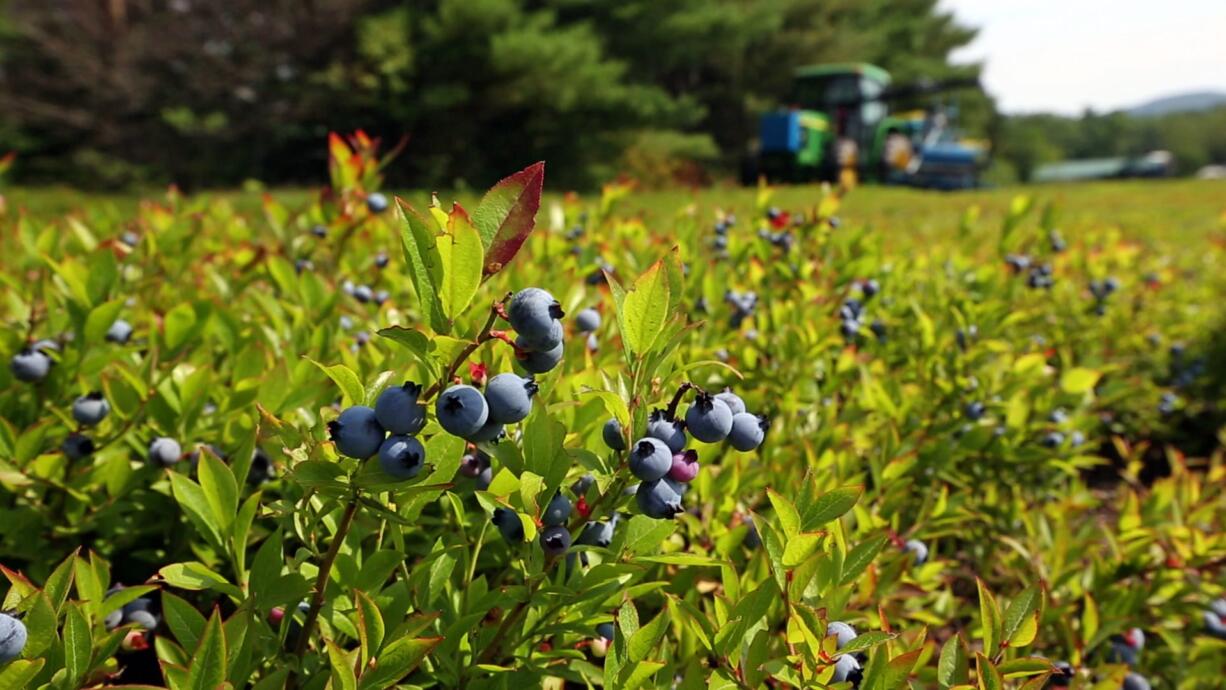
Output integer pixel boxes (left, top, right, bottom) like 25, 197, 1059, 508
515, 336, 564, 374
485, 373, 538, 424
436, 385, 489, 438
543, 492, 572, 527
10, 349, 51, 382
602, 418, 626, 451
685, 392, 733, 443
148, 437, 183, 466
328, 406, 385, 459
629, 438, 673, 481
378, 435, 425, 480
727, 413, 768, 451
575, 308, 601, 332
539, 525, 571, 557
73, 392, 111, 426
636, 478, 683, 519
646, 410, 686, 454
374, 382, 426, 435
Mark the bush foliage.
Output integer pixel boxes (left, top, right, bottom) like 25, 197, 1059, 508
1, 135, 1224, 688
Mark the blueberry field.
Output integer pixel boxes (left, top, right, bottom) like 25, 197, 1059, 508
2, 135, 1225, 690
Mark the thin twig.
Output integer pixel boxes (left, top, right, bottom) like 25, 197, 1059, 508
288, 494, 361, 687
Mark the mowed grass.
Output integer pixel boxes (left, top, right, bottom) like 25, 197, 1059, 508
7, 178, 1224, 250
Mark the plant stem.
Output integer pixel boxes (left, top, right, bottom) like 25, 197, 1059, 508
288, 493, 361, 687
664, 382, 697, 419
422, 293, 512, 401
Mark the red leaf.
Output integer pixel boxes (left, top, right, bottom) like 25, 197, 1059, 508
472, 162, 545, 279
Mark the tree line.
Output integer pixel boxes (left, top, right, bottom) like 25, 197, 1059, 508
0, 0, 1219, 190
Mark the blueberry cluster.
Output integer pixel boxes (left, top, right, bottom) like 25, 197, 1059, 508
1088, 276, 1119, 315
437, 373, 538, 445
1168, 343, 1205, 390
328, 382, 428, 481
757, 227, 794, 252
508, 288, 566, 373
724, 290, 758, 329
342, 281, 390, 307
838, 280, 880, 343
1027, 262, 1054, 289
611, 387, 768, 520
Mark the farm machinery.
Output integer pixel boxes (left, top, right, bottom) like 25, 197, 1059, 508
745, 62, 988, 189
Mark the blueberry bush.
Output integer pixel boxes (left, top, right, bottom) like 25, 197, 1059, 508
1, 133, 1224, 689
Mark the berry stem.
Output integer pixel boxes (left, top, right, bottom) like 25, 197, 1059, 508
664, 382, 697, 419
423, 293, 513, 401
288, 492, 361, 687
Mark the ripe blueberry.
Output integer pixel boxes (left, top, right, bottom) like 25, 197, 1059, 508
366, 192, 389, 214
459, 450, 490, 478
353, 284, 374, 303
311, 224, 327, 238
10, 349, 51, 383
508, 288, 565, 348
646, 410, 686, 454
575, 308, 601, 333
715, 389, 746, 416
485, 373, 538, 424
148, 437, 183, 466
436, 385, 489, 438
964, 401, 985, 421
903, 539, 928, 565
1122, 673, 1150, 690
492, 508, 525, 544
668, 449, 700, 483
73, 392, 110, 426
602, 418, 626, 451
827, 621, 857, 648
539, 525, 571, 557
515, 337, 564, 374
1203, 607, 1226, 639
107, 319, 134, 344
596, 622, 615, 642
1049, 660, 1073, 686
379, 435, 425, 480
1041, 431, 1065, 448
475, 465, 492, 490
0, 613, 28, 662
636, 478, 683, 519
374, 382, 426, 435
328, 406, 385, 459
629, 438, 673, 481
832, 654, 860, 683
62, 433, 95, 460
728, 413, 768, 451
743, 515, 761, 549
543, 492, 573, 526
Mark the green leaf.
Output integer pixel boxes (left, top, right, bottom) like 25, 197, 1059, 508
357, 636, 442, 689
197, 450, 239, 533
802, 485, 862, 527
782, 531, 825, 567
471, 161, 544, 278
248, 531, 284, 604
309, 358, 366, 407
43, 552, 76, 613
186, 610, 227, 690
766, 488, 801, 537
436, 205, 484, 321
376, 326, 435, 374
355, 590, 386, 665
163, 591, 208, 653
628, 610, 669, 663
1081, 593, 1098, 644
620, 258, 670, 357
159, 562, 243, 599
1001, 584, 1042, 645
0, 660, 45, 688
84, 299, 125, 345
840, 535, 888, 585
619, 660, 665, 690
1060, 368, 1101, 395
62, 603, 92, 685
838, 631, 892, 656
328, 639, 359, 690
163, 302, 199, 351
977, 652, 1004, 690
938, 634, 969, 689
21, 593, 57, 658
621, 515, 677, 556
396, 200, 449, 334
880, 649, 922, 690
977, 578, 1002, 655
169, 473, 226, 551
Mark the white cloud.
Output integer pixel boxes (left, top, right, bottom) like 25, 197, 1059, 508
940, 0, 1226, 114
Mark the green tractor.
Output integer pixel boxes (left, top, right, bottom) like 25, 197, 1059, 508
745, 62, 988, 189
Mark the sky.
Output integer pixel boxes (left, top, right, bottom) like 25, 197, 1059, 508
939, 0, 1226, 115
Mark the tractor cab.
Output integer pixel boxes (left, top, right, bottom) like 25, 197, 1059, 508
749, 62, 986, 188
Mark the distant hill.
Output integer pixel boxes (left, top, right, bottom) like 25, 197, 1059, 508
1127, 91, 1226, 117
